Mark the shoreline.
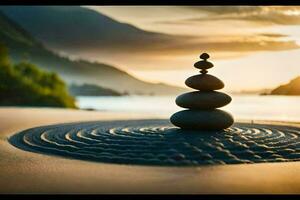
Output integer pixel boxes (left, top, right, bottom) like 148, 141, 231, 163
0, 107, 300, 194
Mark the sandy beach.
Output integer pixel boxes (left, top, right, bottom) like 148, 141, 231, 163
0, 107, 300, 194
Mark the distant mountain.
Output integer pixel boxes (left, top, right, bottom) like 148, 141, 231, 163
0, 11, 187, 95
269, 76, 300, 95
0, 6, 180, 54
231, 88, 272, 95
69, 83, 123, 96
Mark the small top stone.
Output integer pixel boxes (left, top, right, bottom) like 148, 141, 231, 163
200, 53, 209, 60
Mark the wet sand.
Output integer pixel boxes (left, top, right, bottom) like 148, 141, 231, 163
0, 107, 300, 194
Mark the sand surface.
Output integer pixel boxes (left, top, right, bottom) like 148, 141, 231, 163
0, 107, 300, 194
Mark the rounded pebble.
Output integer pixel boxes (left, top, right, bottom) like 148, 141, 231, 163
194, 60, 214, 70
176, 91, 231, 109
170, 109, 234, 130
185, 74, 224, 91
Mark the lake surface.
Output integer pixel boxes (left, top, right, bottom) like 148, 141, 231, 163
76, 95, 300, 122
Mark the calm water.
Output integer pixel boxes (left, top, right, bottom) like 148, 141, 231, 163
76, 95, 300, 122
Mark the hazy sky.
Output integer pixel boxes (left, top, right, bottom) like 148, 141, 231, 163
85, 6, 300, 91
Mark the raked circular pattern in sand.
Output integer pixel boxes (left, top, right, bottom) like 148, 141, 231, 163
8, 120, 300, 166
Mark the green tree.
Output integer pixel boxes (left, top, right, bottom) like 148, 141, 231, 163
0, 43, 9, 66
0, 43, 76, 108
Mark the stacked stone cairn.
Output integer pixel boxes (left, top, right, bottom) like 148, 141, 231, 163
170, 53, 234, 130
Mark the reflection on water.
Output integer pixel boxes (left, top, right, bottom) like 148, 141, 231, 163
76, 95, 300, 122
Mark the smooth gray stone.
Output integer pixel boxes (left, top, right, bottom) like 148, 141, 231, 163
170, 109, 234, 130
194, 60, 213, 70
200, 53, 210, 60
176, 91, 231, 109
185, 74, 224, 91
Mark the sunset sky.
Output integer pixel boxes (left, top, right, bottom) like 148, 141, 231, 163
84, 6, 300, 92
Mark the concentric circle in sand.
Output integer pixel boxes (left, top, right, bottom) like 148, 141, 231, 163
9, 120, 300, 166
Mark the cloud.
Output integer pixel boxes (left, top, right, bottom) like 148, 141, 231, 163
62, 32, 299, 60
257, 33, 288, 38
138, 38, 299, 56
182, 6, 300, 25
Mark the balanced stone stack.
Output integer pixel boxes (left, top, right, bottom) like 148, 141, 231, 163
170, 53, 234, 130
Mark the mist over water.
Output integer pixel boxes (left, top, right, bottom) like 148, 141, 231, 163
76, 95, 300, 122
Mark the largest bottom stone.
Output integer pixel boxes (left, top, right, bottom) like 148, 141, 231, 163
170, 109, 234, 130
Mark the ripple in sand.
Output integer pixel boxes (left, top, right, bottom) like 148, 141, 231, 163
8, 120, 300, 166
